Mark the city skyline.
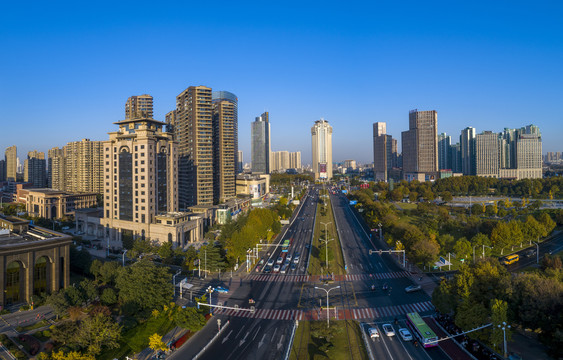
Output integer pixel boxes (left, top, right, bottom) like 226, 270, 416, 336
2, 2, 563, 163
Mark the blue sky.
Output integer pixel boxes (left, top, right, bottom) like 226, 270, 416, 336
1, 1, 562, 164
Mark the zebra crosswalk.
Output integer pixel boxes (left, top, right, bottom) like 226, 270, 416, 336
214, 301, 434, 321
246, 271, 410, 283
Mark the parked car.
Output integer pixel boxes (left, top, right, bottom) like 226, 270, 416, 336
405, 285, 422, 293
398, 328, 412, 341
382, 324, 395, 337
369, 327, 380, 339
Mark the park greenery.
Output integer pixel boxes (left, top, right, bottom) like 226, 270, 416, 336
34, 259, 208, 359
350, 183, 561, 269
432, 256, 563, 357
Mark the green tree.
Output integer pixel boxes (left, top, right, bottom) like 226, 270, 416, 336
199, 244, 226, 274
100, 288, 118, 306
70, 246, 93, 275
537, 212, 556, 235
491, 222, 511, 255
432, 279, 456, 314
51, 320, 79, 345
65, 286, 85, 306
454, 300, 489, 340
183, 246, 199, 271
46, 291, 70, 319
77, 313, 121, 355
157, 241, 173, 260
116, 260, 173, 312
173, 307, 207, 332
453, 237, 472, 261
79, 279, 98, 303
441, 191, 453, 202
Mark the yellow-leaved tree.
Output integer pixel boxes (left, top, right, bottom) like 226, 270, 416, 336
149, 333, 168, 352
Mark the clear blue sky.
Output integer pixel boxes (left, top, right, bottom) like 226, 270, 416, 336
1, 1, 562, 164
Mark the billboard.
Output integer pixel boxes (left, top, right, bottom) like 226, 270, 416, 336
319, 162, 327, 179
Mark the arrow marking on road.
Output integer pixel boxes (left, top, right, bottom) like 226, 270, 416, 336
222, 330, 233, 344
258, 334, 267, 348
239, 331, 249, 346
277, 335, 285, 350
253, 327, 261, 341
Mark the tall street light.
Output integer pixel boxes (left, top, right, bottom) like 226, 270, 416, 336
320, 221, 332, 240
532, 240, 540, 264
497, 321, 510, 358
314, 285, 340, 327
320, 238, 335, 270
482, 245, 493, 259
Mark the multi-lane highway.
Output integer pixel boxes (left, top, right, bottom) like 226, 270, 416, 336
180, 185, 465, 359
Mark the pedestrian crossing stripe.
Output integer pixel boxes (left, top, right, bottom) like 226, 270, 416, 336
247, 271, 411, 283
213, 301, 434, 321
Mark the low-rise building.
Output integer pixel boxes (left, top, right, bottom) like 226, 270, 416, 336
18, 188, 97, 220
236, 174, 270, 199
0, 215, 71, 306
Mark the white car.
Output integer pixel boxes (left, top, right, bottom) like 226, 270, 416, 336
398, 328, 412, 341
276, 256, 284, 264
382, 324, 395, 337
405, 285, 422, 293
273, 264, 281, 272
267, 259, 275, 266
286, 254, 292, 262
368, 327, 380, 339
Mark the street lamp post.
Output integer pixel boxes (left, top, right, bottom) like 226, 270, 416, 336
320, 238, 335, 270
378, 223, 382, 242
122, 250, 128, 266
320, 222, 332, 241
497, 321, 511, 358
473, 245, 478, 264
314, 285, 340, 327
173, 270, 181, 297
482, 245, 493, 259
207, 286, 214, 315
532, 241, 540, 264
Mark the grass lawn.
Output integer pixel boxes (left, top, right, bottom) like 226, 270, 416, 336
99, 312, 176, 360
289, 320, 368, 360
308, 190, 346, 276
16, 319, 49, 332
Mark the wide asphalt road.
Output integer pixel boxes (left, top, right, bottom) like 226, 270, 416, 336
178, 188, 319, 360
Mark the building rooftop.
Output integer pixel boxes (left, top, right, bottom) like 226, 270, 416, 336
0, 226, 70, 248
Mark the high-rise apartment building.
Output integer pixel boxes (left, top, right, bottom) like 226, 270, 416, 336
212, 91, 238, 203
311, 119, 333, 180
515, 133, 542, 179
125, 94, 153, 120
24, 150, 46, 188
289, 152, 301, 169
237, 150, 243, 174
450, 143, 462, 173
251, 112, 271, 174
48, 147, 65, 189
475, 131, 500, 177
174, 86, 214, 209
373, 122, 395, 181
0, 160, 5, 182
5, 145, 17, 182
437, 133, 451, 170
63, 139, 104, 194
271, 151, 290, 171
460, 127, 476, 175
401, 110, 438, 180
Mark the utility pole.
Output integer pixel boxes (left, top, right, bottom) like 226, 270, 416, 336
315, 286, 340, 327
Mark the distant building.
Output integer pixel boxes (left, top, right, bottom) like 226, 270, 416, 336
125, 94, 153, 120
402, 110, 438, 181
344, 160, 357, 170
5, 145, 17, 182
236, 174, 270, 200
251, 112, 271, 174
271, 151, 290, 172
373, 122, 395, 181
48, 139, 103, 194
24, 150, 46, 188
237, 150, 244, 174
460, 127, 476, 175
475, 131, 499, 177
311, 119, 333, 180
0, 159, 5, 182
437, 133, 451, 170
449, 143, 462, 173
289, 152, 301, 170
0, 216, 71, 307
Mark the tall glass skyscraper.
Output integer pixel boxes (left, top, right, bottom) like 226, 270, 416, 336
251, 112, 271, 174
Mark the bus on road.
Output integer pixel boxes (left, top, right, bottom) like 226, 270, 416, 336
281, 239, 291, 252
406, 312, 438, 348
501, 254, 519, 265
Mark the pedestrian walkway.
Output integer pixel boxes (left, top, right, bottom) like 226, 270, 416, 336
214, 300, 434, 321
246, 271, 411, 283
